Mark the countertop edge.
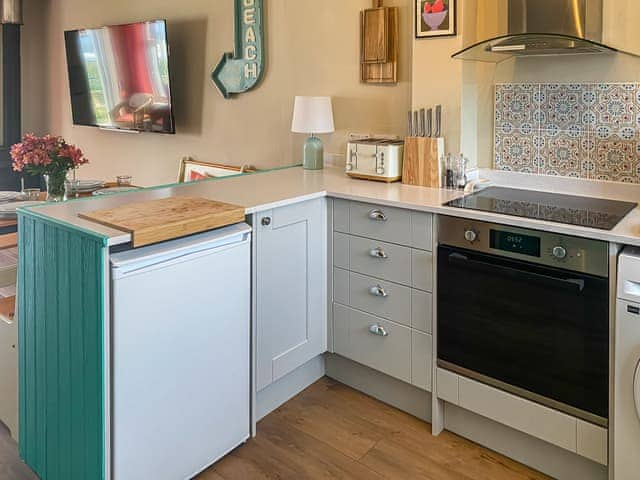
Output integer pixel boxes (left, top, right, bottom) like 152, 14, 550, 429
22, 166, 640, 249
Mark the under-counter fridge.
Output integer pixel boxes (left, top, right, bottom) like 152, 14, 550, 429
110, 223, 251, 480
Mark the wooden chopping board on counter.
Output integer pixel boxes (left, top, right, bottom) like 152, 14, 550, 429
79, 196, 245, 247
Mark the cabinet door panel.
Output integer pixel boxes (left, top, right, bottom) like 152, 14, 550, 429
256, 199, 327, 391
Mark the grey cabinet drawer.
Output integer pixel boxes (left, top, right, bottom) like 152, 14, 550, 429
410, 210, 433, 251
411, 290, 432, 334
333, 267, 350, 305
412, 330, 433, 391
338, 234, 434, 291
334, 304, 411, 384
349, 202, 412, 246
334, 270, 432, 331
411, 249, 433, 292
333, 200, 433, 251
348, 272, 411, 326
349, 236, 412, 285
333, 232, 350, 269
333, 199, 350, 233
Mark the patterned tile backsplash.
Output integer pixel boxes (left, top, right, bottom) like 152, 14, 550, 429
494, 83, 640, 183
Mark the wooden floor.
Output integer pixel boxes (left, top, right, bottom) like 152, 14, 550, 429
198, 377, 551, 480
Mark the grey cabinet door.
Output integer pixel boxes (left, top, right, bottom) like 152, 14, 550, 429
255, 198, 327, 391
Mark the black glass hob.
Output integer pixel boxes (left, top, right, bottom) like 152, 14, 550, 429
444, 187, 638, 230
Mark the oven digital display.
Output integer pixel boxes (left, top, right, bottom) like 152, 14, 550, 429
489, 230, 541, 257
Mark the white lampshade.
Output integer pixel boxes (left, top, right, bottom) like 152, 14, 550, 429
291, 96, 335, 135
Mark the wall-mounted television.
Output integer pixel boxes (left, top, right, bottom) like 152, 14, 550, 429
64, 20, 176, 134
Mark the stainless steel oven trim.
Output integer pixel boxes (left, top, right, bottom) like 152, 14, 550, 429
438, 360, 608, 428
438, 215, 609, 277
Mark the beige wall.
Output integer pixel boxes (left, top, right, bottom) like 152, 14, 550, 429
411, 2, 464, 154
32, 0, 640, 181
21, 0, 50, 136
41, 0, 412, 186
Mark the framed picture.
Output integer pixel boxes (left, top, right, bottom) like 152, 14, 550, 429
416, 0, 456, 39
178, 157, 254, 183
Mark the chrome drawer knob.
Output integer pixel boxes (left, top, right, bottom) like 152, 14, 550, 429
261, 217, 272, 226
369, 324, 388, 337
369, 285, 388, 297
369, 247, 388, 259
368, 209, 388, 221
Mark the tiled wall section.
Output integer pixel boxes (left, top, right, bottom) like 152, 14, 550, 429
494, 83, 640, 183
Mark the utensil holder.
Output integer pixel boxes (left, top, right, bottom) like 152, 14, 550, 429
401, 136, 445, 188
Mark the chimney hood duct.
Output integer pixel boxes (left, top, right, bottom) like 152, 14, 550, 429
452, 0, 636, 63
1, 0, 23, 25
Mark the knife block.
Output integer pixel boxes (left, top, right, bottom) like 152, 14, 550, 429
402, 136, 445, 188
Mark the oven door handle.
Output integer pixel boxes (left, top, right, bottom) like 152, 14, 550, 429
447, 252, 585, 293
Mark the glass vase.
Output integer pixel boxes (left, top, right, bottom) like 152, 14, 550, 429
44, 171, 69, 202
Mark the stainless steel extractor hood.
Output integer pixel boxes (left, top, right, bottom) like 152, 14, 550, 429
453, 0, 638, 62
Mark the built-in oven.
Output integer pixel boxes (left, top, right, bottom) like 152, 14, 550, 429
437, 216, 610, 427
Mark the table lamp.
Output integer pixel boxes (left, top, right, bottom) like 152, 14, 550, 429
291, 96, 335, 170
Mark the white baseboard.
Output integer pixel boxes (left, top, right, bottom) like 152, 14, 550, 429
325, 353, 431, 422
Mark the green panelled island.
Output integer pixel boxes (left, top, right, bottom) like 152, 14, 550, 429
18, 208, 108, 479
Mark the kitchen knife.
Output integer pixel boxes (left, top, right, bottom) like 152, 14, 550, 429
407, 111, 413, 137
419, 109, 426, 137
413, 111, 419, 137
426, 108, 433, 138
435, 105, 442, 138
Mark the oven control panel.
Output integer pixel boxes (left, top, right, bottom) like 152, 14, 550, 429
440, 216, 609, 277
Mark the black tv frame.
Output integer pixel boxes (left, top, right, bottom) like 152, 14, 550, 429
64, 19, 176, 135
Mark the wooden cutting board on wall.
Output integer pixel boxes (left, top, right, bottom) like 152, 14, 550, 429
79, 196, 245, 247
360, 1, 398, 84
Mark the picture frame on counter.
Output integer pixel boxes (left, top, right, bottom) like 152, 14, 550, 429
178, 157, 255, 183
416, 0, 456, 38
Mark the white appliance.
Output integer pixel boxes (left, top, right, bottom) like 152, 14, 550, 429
110, 223, 251, 480
615, 247, 640, 479
346, 138, 404, 182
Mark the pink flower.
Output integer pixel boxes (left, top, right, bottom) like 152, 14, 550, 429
59, 144, 89, 167
10, 134, 89, 174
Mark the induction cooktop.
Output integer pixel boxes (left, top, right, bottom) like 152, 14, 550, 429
444, 187, 638, 230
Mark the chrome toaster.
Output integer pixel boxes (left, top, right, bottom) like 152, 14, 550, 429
346, 138, 404, 182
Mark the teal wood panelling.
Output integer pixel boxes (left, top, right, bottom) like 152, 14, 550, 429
18, 211, 107, 480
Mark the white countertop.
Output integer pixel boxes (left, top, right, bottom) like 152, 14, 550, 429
25, 166, 640, 247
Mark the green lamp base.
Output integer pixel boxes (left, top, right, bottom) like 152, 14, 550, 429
303, 135, 324, 170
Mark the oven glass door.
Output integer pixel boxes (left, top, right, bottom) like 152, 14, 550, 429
437, 245, 609, 422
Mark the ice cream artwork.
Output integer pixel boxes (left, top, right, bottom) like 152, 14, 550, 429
422, 0, 449, 30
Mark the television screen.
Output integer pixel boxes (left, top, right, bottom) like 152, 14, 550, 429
64, 20, 175, 134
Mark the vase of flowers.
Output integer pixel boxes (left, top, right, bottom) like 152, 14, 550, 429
10, 134, 89, 202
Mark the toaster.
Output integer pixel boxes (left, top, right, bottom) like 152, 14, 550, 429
346, 138, 404, 182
